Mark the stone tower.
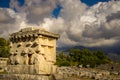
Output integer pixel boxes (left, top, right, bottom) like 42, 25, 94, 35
9, 27, 60, 74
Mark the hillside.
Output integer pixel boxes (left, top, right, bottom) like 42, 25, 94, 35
57, 46, 120, 62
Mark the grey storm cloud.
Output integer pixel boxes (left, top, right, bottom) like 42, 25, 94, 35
0, 0, 120, 47
0, 8, 15, 38
55, 0, 120, 47
106, 11, 120, 22
10, 0, 57, 24
0, 8, 14, 23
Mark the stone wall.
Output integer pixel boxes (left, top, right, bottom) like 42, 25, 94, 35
0, 74, 53, 80
0, 58, 8, 66
54, 66, 120, 80
0, 58, 8, 72
6, 65, 57, 75
97, 63, 120, 71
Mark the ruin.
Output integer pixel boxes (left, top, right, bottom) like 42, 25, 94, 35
9, 27, 60, 75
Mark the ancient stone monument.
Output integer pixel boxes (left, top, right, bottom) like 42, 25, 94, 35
9, 27, 60, 76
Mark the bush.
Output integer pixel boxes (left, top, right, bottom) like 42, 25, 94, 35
59, 60, 71, 66
56, 49, 111, 68
0, 37, 10, 58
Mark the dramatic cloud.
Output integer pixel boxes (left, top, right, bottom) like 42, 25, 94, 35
0, 0, 120, 48
56, 0, 120, 47
0, 7, 30, 38
10, 0, 57, 24
0, 0, 58, 38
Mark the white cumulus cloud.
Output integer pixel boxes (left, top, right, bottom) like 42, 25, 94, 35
0, 0, 120, 48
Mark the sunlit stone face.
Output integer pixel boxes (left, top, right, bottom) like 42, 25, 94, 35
9, 27, 59, 74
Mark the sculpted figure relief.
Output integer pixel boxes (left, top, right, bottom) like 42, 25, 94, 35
22, 49, 29, 65
28, 49, 35, 65
9, 49, 46, 65
9, 52, 14, 65
28, 47, 46, 65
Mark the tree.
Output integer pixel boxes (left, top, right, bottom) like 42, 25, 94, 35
56, 49, 111, 68
56, 52, 71, 66
69, 48, 111, 67
0, 37, 10, 58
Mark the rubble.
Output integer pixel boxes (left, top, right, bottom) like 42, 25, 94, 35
55, 66, 120, 80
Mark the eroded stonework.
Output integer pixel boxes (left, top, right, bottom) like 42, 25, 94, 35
9, 27, 59, 74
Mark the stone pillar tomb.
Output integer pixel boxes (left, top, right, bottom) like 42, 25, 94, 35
9, 27, 60, 75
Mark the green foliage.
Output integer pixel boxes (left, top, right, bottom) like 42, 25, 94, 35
0, 37, 10, 58
56, 60, 71, 66
69, 48, 111, 67
56, 49, 111, 68
56, 52, 71, 66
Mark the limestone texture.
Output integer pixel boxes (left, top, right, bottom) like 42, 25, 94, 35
9, 27, 59, 74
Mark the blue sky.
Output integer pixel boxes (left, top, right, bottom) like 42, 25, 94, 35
0, 0, 24, 8
81, 0, 110, 6
0, 0, 110, 8
0, 0, 10, 8
0, 0, 110, 18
